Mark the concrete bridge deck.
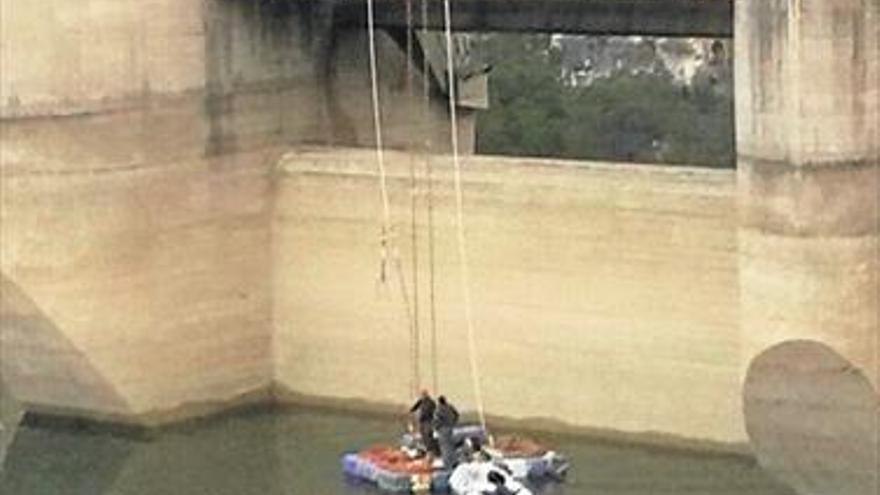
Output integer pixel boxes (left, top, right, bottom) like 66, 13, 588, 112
333, 0, 733, 37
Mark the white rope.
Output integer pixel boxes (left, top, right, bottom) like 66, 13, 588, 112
366, 0, 393, 277
442, 0, 488, 434
405, 0, 422, 398
422, 0, 440, 396
367, 0, 419, 400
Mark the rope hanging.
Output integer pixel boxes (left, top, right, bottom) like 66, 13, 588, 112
422, 0, 440, 396
405, 0, 422, 397
442, 0, 489, 435
366, 0, 419, 399
393, 254, 418, 397
366, 0, 392, 265
367, 0, 484, 421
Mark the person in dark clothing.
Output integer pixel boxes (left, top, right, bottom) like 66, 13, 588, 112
434, 396, 459, 427
409, 390, 439, 456
433, 395, 460, 467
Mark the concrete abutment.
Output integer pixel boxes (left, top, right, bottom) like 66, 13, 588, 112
736, 0, 879, 493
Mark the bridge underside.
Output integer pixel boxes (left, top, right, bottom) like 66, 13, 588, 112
332, 0, 732, 37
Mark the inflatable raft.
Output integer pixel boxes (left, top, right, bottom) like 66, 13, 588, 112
341, 425, 569, 493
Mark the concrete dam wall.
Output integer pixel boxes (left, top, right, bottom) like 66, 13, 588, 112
274, 148, 742, 444
3, 128, 744, 443
1, 1, 877, 477
0, 0, 463, 422
1, 0, 284, 420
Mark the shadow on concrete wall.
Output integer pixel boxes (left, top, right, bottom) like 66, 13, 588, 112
0, 274, 131, 419
744, 340, 879, 495
0, 376, 23, 471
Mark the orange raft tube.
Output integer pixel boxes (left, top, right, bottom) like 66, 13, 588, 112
341, 431, 569, 493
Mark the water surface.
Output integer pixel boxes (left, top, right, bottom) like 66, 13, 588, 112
1, 407, 794, 495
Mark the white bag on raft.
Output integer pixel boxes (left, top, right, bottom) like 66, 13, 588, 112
448, 461, 533, 495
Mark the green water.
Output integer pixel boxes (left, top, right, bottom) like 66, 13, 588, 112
1, 407, 794, 495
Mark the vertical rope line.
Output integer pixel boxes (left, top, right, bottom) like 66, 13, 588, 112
367, 0, 416, 400
366, 0, 393, 270
405, 0, 422, 397
442, 0, 487, 433
423, 0, 440, 395
393, 253, 418, 397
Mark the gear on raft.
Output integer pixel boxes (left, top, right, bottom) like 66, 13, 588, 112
340, 424, 569, 493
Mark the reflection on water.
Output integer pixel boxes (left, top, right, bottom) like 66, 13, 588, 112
1, 407, 793, 495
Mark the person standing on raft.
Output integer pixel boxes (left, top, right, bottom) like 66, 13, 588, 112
409, 390, 439, 456
434, 395, 460, 468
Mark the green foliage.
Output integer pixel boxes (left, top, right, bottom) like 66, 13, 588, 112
475, 34, 566, 158
474, 35, 734, 168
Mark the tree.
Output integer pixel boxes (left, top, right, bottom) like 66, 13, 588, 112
474, 34, 734, 168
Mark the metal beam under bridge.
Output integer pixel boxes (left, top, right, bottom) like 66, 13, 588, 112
333, 0, 733, 38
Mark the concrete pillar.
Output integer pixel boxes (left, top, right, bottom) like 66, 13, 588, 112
736, 1, 879, 494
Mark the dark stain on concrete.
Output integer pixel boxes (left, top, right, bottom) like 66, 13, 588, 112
748, 0, 789, 120
740, 156, 879, 237
203, 0, 362, 151
204, 0, 239, 156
